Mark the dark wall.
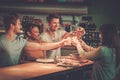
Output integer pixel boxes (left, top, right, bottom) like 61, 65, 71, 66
88, 0, 120, 29
0, 0, 120, 30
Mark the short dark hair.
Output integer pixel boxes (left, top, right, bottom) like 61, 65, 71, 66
3, 13, 20, 31
46, 14, 61, 23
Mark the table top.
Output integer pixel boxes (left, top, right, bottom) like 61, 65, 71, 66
0, 60, 93, 80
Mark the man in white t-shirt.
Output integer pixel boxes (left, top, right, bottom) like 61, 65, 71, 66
40, 14, 71, 59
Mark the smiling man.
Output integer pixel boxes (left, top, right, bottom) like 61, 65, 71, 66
40, 14, 71, 59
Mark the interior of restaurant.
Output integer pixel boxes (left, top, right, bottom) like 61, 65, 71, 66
0, 0, 120, 80
0, 0, 120, 53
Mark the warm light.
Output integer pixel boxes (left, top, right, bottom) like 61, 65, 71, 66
40, 65, 55, 69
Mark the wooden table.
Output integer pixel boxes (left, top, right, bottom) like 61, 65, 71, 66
0, 60, 93, 80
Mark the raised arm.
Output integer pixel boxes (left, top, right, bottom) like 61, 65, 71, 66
25, 39, 67, 51
72, 37, 101, 60
79, 39, 95, 51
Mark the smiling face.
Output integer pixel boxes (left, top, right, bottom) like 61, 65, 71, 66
48, 18, 60, 31
27, 26, 40, 40
30, 26, 40, 39
13, 19, 22, 34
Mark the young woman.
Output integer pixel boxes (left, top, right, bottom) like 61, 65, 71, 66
72, 24, 120, 80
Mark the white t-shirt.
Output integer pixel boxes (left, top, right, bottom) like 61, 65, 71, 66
40, 29, 66, 59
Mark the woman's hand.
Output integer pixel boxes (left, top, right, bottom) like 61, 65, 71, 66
79, 39, 86, 47
75, 27, 86, 39
71, 36, 80, 46
72, 36, 85, 54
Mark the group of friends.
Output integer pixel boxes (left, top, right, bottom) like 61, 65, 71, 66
0, 13, 120, 80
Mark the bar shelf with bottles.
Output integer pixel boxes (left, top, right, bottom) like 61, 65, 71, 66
80, 23, 100, 48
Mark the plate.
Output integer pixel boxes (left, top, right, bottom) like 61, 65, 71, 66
36, 58, 54, 63
57, 62, 80, 67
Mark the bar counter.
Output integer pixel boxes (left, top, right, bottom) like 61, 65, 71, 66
0, 60, 93, 80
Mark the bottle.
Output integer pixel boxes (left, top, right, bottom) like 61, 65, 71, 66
54, 55, 59, 64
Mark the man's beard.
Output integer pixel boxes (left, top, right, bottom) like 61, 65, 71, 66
49, 28, 57, 32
